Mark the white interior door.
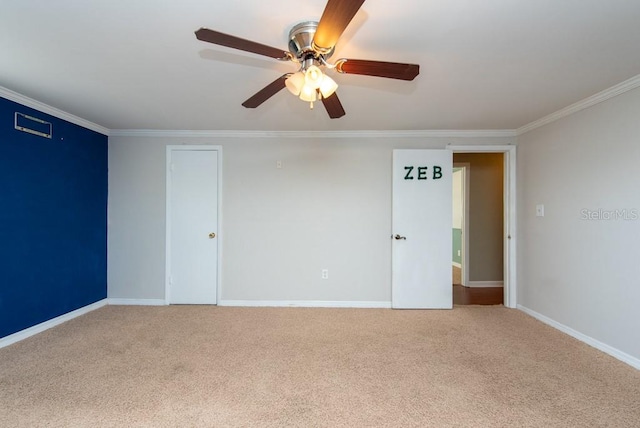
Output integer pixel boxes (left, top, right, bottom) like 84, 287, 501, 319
167, 148, 219, 304
392, 149, 453, 309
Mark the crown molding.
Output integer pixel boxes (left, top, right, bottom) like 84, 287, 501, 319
0, 86, 110, 136
109, 129, 517, 139
517, 73, 640, 136
9, 72, 640, 140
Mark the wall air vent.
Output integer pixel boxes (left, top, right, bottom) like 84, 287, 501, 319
14, 112, 52, 139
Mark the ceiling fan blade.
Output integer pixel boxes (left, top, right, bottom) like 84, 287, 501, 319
195, 28, 291, 60
321, 92, 346, 119
313, 0, 366, 52
336, 59, 419, 81
242, 75, 288, 108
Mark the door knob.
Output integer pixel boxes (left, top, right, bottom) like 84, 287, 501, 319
394, 234, 407, 240
209, 232, 216, 239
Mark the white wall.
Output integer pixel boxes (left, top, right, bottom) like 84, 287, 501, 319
517, 87, 640, 361
108, 134, 514, 304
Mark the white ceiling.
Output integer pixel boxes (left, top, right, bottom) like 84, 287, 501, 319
2, 0, 640, 132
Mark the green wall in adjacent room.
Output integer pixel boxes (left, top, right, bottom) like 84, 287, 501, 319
452, 228, 462, 264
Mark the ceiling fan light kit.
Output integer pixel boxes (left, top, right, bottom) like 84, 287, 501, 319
194, 0, 419, 119
284, 57, 340, 108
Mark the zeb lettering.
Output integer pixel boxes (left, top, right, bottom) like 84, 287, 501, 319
418, 167, 428, 180
403, 165, 444, 180
404, 166, 414, 180
433, 166, 442, 180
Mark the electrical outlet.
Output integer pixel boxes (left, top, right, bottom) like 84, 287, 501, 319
536, 204, 545, 217
321, 269, 328, 280
457, 250, 461, 257
276, 160, 283, 169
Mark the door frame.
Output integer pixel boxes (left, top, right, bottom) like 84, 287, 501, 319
449, 145, 516, 308
165, 145, 223, 305
453, 163, 471, 287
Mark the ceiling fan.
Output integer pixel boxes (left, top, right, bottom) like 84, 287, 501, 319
195, 0, 419, 119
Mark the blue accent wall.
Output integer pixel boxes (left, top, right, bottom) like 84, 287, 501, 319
0, 97, 108, 338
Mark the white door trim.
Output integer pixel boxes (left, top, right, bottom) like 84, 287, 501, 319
165, 145, 223, 305
448, 145, 517, 308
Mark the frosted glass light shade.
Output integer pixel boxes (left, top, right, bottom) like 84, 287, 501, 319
299, 84, 317, 102
304, 65, 324, 89
319, 75, 338, 98
285, 72, 305, 96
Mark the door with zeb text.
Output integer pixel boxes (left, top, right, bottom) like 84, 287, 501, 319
392, 150, 452, 309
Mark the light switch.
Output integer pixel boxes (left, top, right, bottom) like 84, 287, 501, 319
536, 204, 545, 217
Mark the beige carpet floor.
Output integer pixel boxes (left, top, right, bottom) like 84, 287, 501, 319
1, 306, 639, 427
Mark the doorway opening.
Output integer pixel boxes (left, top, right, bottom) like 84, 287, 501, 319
452, 163, 469, 287
450, 146, 516, 307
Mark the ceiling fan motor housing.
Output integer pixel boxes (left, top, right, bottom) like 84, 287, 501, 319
288, 21, 334, 62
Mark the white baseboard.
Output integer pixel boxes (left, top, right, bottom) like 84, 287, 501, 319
518, 305, 640, 370
0, 299, 108, 349
466, 281, 504, 288
108, 298, 167, 306
452, 262, 462, 269
218, 300, 392, 309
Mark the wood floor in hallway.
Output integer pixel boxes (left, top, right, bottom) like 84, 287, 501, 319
453, 284, 503, 305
